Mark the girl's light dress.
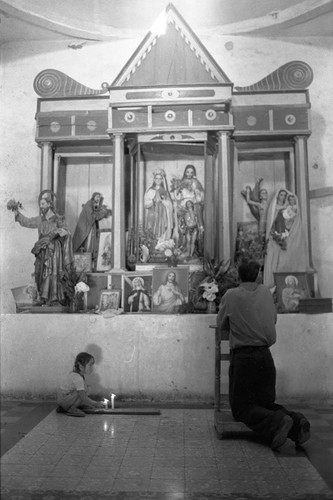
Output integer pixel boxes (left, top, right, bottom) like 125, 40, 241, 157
57, 372, 86, 410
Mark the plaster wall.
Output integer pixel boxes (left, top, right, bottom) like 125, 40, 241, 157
1, 314, 332, 401
1, 34, 333, 313
0, 29, 333, 402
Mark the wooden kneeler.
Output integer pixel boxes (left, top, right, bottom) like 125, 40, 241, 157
211, 325, 249, 439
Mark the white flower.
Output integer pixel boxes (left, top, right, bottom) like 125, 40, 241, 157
200, 281, 219, 294
155, 239, 175, 251
200, 280, 218, 302
75, 281, 90, 294
203, 291, 216, 302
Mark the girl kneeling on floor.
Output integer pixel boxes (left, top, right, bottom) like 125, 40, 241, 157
57, 352, 104, 417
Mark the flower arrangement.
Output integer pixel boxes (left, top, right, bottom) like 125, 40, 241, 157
188, 256, 239, 312
58, 265, 90, 310
74, 281, 90, 294
170, 177, 182, 193
200, 280, 219, 302
235, 224, 266, 265
164, 247, 182, 267
158, 239, 182, 266
271, 229, 289, 250
101, 247, 112, 267
7, 199, 23, 212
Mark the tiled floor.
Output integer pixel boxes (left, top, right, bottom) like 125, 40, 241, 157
1, 399, 333, 500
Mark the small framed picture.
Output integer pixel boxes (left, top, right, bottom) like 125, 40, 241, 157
98, 289, 121, 312
152, 267, 189, 313
122, 273, 152, 313
274, 272, 312, 313
74, 252, 92, 273
96, 230, 112, 272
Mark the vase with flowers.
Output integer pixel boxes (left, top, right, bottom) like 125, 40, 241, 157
190, 255, 239, 313
200, 280, 219, 313
58, 266, 90, 312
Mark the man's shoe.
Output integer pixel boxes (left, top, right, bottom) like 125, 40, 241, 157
271, 415, 293, 450
296, 418, 311, 446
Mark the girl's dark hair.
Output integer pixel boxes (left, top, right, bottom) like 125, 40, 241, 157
73, 352, 94, 374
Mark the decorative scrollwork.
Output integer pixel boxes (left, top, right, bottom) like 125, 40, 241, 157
235, 61, 313, 92
247, 115, 257, 126
33, 69, 108, 97
205, 109, 217, 121
165, 110, 176, 122
285, 114, 296, 125
124, 112, 135, 123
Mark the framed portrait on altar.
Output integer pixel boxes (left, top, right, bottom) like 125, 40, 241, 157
96, 230, 112, 272
98, 289, 121, 312
152, 267, 189, 314
274, 272, 312, 313
122, 273, 152, 313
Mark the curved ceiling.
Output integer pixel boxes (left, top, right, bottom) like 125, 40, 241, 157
0, 0, 332, 45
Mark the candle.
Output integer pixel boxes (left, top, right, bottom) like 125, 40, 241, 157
103, 398, 109, 409
111, 393, 116, 410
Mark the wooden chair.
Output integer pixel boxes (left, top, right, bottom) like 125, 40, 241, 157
211, 325, 249, 439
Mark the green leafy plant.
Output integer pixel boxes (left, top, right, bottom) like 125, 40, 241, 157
58, 265, 89, 305
189, 256, 239, 311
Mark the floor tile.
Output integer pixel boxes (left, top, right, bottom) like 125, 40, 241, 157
1, 400, 333, 500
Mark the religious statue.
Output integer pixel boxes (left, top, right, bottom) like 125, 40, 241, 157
263, 188, 307, 288
10, 190, 73, 305
180, 200, 199, 258
171, 164, 205, 256
72, 192, 111, 270
144, 169, 174, 246
241, 177, 269, 238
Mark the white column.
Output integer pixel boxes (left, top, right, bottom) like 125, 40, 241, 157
204, 154, 215, 257
129, 154, 135, 230
111, 133, 126, 271
217, 131, 232, 263
40, 142, 53, 191
137, 161, 145, 228
294, 135, 313, 269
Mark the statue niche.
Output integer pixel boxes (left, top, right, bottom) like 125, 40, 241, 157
134, 159, 206, 266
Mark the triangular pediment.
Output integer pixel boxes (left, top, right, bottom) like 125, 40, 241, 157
112, 3, 231, 87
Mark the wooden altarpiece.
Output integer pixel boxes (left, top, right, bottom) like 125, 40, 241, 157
32, 3, 315, 295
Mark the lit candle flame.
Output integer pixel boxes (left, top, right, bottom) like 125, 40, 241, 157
111, 393, 116, 409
